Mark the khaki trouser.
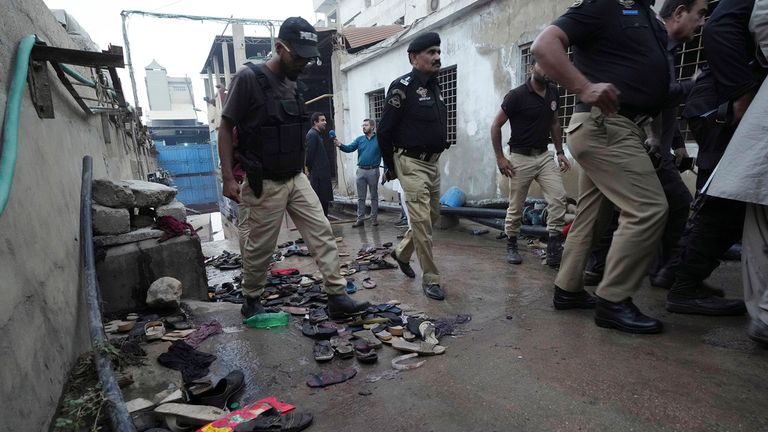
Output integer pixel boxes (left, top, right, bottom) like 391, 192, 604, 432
743, 203, 768, 326
504, 151, 568, 237
394, 151, 441, 286
239, 173, 346, 297
555, 109, 668, 302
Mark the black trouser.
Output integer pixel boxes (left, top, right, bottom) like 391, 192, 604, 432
585, 158, 692, 276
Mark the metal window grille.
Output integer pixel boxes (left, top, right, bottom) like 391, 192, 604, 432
520, 44, 575, 143
438, 66, 457, 146
367, 89, 385, 124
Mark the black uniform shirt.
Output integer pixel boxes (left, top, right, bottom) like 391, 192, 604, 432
378, 68, 448, 170
553, 0, 669, 115
501, 80, 559, 151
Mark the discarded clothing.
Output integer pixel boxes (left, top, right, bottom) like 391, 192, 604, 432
184, 320, 223, 348
157, 340, 216, 383
433, 314, 472, 338
157, 216, 197, 242
306, 367, 357, 388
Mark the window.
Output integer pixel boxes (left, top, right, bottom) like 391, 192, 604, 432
437, 66, 457, 146
520, 44, 575, 143
367, 89, 385, 124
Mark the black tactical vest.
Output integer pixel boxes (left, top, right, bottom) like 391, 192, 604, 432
236, 63, 308, 179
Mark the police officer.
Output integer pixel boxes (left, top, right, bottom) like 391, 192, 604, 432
218, 17, 370, 319
532, 0, 670, 333
378, 32, 449, 301
491, 55, 570, 267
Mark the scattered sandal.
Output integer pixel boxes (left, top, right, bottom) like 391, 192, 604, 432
391, 337, 446, 355
362, 277, 377, 289
352, 329, 382, 349
313, 341, 334, 362
306, 367, 357, 388
353, 341, 378, 364
330, 336, 354, 359
233, 407, 313, 432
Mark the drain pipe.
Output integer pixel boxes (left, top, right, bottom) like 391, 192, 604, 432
0, 34, 36, 216
80, 156, 137, 432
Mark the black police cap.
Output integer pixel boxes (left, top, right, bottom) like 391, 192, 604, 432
407, 32, 441, 53
278, 17, 320, 59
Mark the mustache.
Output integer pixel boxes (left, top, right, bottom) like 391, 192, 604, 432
432, 61, 441, 67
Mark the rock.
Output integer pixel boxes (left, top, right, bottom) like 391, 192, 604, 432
156, 200, 187, 222
146, 277, 183, 309
92, 204, 130, 235
94, 228, 164, 247
124, 180, 177, 207
93, 179, 135, 207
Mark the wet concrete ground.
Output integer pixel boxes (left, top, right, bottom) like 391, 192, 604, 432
125, 209, 768, 432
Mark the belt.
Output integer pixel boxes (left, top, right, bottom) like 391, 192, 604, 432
396, 148, 441, 163
510, 147, 548, 156
358, 165, 379, 169
574, 103, 651, 124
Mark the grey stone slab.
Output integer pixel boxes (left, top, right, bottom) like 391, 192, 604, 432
92, 178, 135, 207
156, 200, 187, 221
146, 276, 182, 309
96, 235, 208, 313
94, 228, 164, 247
124, 180, 177, 207
92, 204, 130, 235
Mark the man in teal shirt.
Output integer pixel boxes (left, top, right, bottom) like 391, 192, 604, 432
335, 118, 382, 227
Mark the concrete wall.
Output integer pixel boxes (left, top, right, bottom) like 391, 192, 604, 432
0, 0, 155, 429
334, 0, 579, 202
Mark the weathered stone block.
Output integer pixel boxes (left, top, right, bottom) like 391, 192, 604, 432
93, 228, 164, 247
92, 204, 130, 235
93, 179, 135, 207
95, 235, 208, 313
124, 180, 177, 207
132, 214, 155, 229
146, 277, 182, 308
156, 200, 187, 221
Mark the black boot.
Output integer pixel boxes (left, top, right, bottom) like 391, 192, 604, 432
649, 267, 675, 289
545, 233, 562, 267
506, 237, 522, 264
240, 297, 266, 318
553, 286, 596, 310
666, 278, 745, 316
327, 294, 371, 320
595, 297, 663, 334
390, 250, 416, 278
583, 271, 603, 287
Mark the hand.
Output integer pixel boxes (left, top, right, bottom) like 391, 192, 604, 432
496, 157, 515, 178
732, 92, 755, 125
333, 138, 340, 147
381, 169, 397, 185
222, 177, 241, 203
644, 137, 661, 153
557, 153, 571, 172
673, 147, 689, 166
578, 82, 620, 115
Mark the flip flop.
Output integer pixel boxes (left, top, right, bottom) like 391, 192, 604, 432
390, 337, 446, 355
301, 320, 338, 340
233, 407, 313, 432
280, 306, 309, 316
362, 277, 377, 289
306, 368, 357, 388
418, 321, 439, 345
330, 336, 354, 359
154, 403, 227, 425
353, 341, 378, 364
313, 341, 334, 362
391, 353, 426, 370
352, 329, 382, 349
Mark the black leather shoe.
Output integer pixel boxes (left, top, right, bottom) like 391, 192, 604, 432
553, 286, 596, 310
423, 284, 445, 300
666, 294, 746, 316
582, 271, 602, 287
545, 234, 562, 267
190, 370, 244, 409
240, 297, 266, 318
594, 297, 663, 334
747, 319, 768, 346
327, 294, 371, 320
649, 268, 674, 289
390, 250, 416, 278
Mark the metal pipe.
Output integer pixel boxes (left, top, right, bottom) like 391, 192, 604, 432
80, 156, 137, 432
439, 206, 507, 218
305, 93, 334, 105
121, 12, 140, 110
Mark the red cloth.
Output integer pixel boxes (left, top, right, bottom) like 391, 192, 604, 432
270, 268, 300, 276
157, 215, 197, 242
197, 397, 295, 431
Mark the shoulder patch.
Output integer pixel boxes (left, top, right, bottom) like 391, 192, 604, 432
400, 75, 413, 86
392, 88, 406, 99
616, 0, 635, 8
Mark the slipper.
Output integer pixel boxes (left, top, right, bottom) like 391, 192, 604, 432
391, 337, 445, 355
306, 367, 357, 388
188, 370, 245, 409
308, 307, 329, 324
126, 313, 140, 321
118, 321, 136, 332
353, 341, 378, 364
391, 353, 426, 370
370, 324, 392, 342
299, 276, 314, 287
330, 336, 354, 359
418, 321, 439, 345
345, 279, 358, 294
340, 268, 357, 277
388, 325, 404, 336
352, 329, 382, 349
233, 407, 313, 432
161, 329, 196, 342
145, 320, 166, 341
402, 328, 416, 342
154, 403, 227, 425
280, 306, 309, 316
362, 278, 377, 289
301, 320, 337, 340
313, 341, 334, 362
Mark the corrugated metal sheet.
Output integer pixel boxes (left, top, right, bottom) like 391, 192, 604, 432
156, 143, 216, 176
173, 175, 219, 207
343, 25, 403, 50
